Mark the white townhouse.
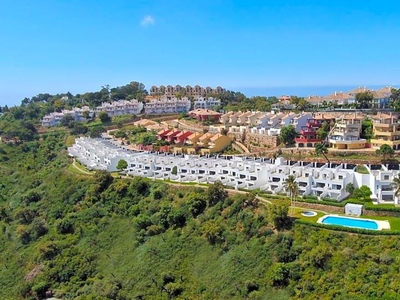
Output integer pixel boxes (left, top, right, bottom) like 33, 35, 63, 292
68, 138, 400, 204
68, 137, 135, 171
193, 97, 221, 110
95, 99, 144, 117
290, 113, 313, 132
41, 106, 94, 127
256, 113, 274, 128
246, 112, 265, 126
279, 112, 297, 128
144, 96, 191, 114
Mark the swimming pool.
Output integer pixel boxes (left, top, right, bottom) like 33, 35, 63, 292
301, 211, 317, 217
318, 215, 379, 230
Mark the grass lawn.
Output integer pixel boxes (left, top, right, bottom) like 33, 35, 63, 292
67, 162, 94, 176
291, 206, 400, 232
291, 207, 326, 223
359, 215, 400, 231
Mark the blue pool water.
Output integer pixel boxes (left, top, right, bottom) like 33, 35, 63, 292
321, 216, 379, 230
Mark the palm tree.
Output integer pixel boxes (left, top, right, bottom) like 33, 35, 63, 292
315, 143, 330, 164
283, 174, 299, 216
392, 174, 400, 204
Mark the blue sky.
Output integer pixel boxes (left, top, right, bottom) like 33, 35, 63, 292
1, 0, 399, 106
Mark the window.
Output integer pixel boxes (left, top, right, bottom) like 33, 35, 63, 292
384, 175, 389, 180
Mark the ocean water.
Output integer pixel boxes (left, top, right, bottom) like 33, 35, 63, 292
236, 85, 398, 98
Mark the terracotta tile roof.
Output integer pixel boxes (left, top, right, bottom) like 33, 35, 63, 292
306, 95, 323, 104
323, 92, 351, 101
347, 86, 371, 95
189, 108, 221, 116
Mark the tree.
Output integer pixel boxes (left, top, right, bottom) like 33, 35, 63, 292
316, 122, 330, 141
82, 110, 92, 120
345, 183, 355, 195
283, 175, 298, 216
207, 180, 228, 207
187, 194, 207, 217
361, 119, 373, 140
390, 88, 400, 111
279, 125, 297, 146
315, 143, 330, 163
392, 173, 400, 202
268, 202, 290, 231
376, 144, 394, 161
171, 166, 177, 175
116, 159, 128, 171
355, 91, 374, 108
352, 186, 372, 202
98, 111, 111, 124
60, 114, 75, 128
71, 123, 88, 135
202, 220, 223, 245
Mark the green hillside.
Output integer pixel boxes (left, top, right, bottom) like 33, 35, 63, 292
1, 133, 400, 300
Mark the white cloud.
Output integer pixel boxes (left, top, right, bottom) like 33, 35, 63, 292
141, 15, 155, 27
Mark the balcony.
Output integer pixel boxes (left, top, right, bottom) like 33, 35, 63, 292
306, 119, 322, 127
300, 127, 317, 135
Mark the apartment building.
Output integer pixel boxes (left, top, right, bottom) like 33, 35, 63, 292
149, 85, 225, 98
193, 97, 221, 110
95, 100, 144, 117
41, 106, 93, 127
328, 114, 366, 149
371, 113, 400, 150
68, 138, 400, 203
144, 96, 191, 114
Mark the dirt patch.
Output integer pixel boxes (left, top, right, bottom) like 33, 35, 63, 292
25, 265, 44, 282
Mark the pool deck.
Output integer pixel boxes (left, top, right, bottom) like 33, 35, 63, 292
317, 214, 391, 231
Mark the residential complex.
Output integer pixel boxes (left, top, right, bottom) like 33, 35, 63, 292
193, 97, 221, 110
144, 96, 191, 114
41, 106, 93, 127
371, 113, 400, 150
149, 85, 225, 98
95, 99, 144, 116
328, 114, 366, 149
157, 128, 232, 155
68, 137, 400, 204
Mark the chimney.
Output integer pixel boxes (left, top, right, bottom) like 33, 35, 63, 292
334, 91, 337, 96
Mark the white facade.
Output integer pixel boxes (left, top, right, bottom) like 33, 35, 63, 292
42, 106, 94, 127
68, 138, 400, 204
95, 99, 144, 117
144, 96, 191, 114
193, 97, 221, 110
290, 113, 313, 132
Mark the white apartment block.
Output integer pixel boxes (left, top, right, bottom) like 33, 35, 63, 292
95, 99, 144, 117
41, 106, 93, 127
193, 97, 221, 110
68, 138, 400, 204
144, 96, 191, 114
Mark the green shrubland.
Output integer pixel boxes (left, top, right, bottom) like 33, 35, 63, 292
1, 132, 400, 299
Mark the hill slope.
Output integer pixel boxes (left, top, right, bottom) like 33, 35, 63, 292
0, 133, 400, 300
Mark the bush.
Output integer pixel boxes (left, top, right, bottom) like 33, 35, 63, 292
56, 219, 75, 234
